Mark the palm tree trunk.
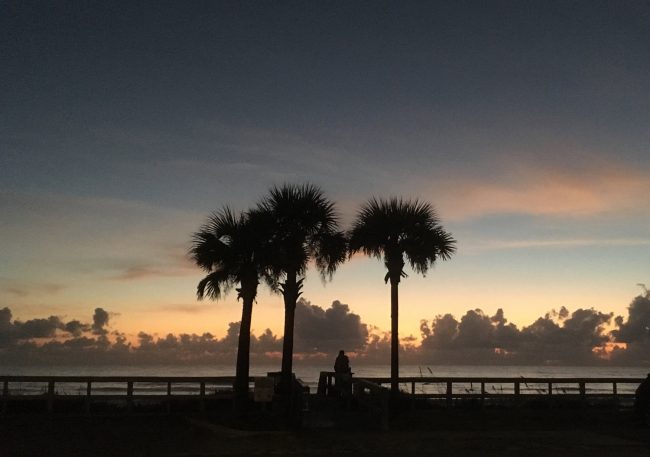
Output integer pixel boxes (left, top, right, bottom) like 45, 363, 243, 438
234, 283, 256, 410
390, 277, 399, 395
280, 271, 298, 392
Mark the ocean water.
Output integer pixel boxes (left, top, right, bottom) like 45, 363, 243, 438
2, 364, 647, 396
2, 363, 648, 380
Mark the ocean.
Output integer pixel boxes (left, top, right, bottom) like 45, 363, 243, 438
3, 364, 648, 380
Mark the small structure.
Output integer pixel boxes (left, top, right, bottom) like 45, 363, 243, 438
254, 377, 275, 404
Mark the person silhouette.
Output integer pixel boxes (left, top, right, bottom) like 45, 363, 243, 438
334, 350, 352, 396
334, 350, 351, 374
635, 373, 650, 421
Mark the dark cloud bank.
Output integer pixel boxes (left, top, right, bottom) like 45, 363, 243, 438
1, 296, 649, 366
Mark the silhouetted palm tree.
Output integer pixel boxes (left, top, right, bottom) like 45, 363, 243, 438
257, 184, 347, 391
189, 207, 272, 405
349, 198, 456, 395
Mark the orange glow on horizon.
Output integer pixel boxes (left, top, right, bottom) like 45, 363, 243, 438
592, 342, 628, 359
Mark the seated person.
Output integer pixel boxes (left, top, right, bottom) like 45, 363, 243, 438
334, 350, 352, 396
335, 350, 351, 374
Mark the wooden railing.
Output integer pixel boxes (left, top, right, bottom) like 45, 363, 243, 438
0, 375, 316, 416
317, 372, 644, 402
3, 374, 643, 415
0, 375, 251, 414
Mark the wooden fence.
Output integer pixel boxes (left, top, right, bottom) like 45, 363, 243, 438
1, 375, 248, 414
2, 374, 644, 416
318, 372, 644, 403
0, 375, 319, 417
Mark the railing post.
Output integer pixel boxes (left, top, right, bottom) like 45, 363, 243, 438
127, 381, 134, 413
579, 382, 586, 405
480, 382, 485, 406
317, 372, 327, 396
2, 380, 8, 416
514, 381, 520, 403
548, 382, 553, 397
411, 381, 416, 410
446, 381, 452, 408
200, 382, 206, 412
85, 381, 92, 416
47, 380, 55, 414
166, 381, 172, 414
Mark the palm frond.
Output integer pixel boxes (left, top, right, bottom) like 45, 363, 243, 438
190, 206, 275, 301
189, 230, 232, 271
349, 196, 456, 277
313, 230, 348, 280
196, 269, 233, 300
256, 183, 344, 281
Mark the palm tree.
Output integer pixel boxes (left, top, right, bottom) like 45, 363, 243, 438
257, 184, 347, 391
189, 207, 272, 406
349, 197, 456, 395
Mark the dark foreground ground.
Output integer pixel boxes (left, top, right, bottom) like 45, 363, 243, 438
2, 406, 649, 457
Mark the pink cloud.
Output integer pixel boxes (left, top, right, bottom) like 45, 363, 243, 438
429, 165, 650, 220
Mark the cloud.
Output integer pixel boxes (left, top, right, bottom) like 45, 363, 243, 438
252, 328, 282, 354
0, 279, 65, 298
91, 308, 110, 335
431, 165, 650, 221
222, 322, 240, 349
109, 265, 187, 281
456, 309, 497, 348
64, 320, 90, 337
294, 299, 369, 353
419, 307, 614, 365
15, 316, 65, 339
108, 245, 197, 281
0, 308, 11, 327
0, 307, 14, 345
1, 287, 29, 297
611, 295, 650, 343
0, 307, 97, 345
155, 304, 214, 314
518, 308, 613, 364
1, 294, 649, 365
466, 237, 650, 253
420, 314, 459, 350
354, 326, 420, 364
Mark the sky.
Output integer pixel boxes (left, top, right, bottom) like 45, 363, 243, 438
1, 1, 649, 346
